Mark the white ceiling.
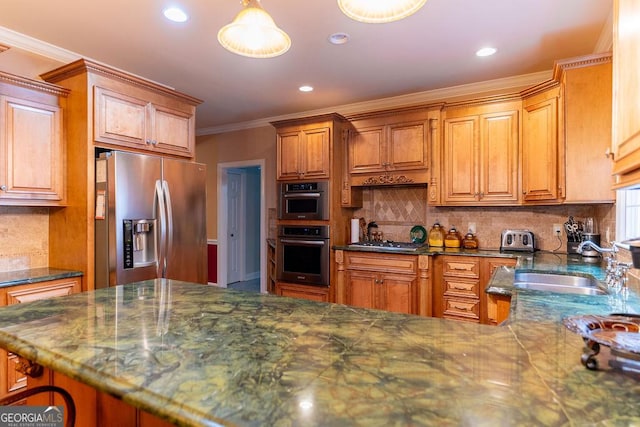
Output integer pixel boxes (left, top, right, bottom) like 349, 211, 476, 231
0, 0, 612, 134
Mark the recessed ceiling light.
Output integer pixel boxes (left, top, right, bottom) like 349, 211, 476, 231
476, 47, 497, 57
299, 85, 314, 93
163, 7, 189, 23
328, 32, 350, 45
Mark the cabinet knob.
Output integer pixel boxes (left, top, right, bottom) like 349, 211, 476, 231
0, 185, 6, 191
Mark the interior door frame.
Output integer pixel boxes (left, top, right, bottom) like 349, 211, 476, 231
217, 159, 266, 292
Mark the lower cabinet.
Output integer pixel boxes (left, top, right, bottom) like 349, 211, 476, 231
346, 269, 415, 314
23, 367, 173, 427
275, 282, 330, 302
335, 250, 431, 316
0, 276, 82, 402
486, 294, 513, 326
434, 255, 516, 324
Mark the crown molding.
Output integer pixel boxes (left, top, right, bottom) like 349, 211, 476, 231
594, 8, 614, 53
197, 70, 551, 136
0, 26, 80, 63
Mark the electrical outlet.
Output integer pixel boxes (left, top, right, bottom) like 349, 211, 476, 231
468, 222, 476, 234
553, 224, 562, 235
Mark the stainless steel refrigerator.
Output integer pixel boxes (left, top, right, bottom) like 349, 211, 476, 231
95, 151, 207, 288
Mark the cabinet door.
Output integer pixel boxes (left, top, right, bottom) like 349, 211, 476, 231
0, 96, 64, 204
345, 270, 377, 310
522, 92, 560, 202
387, 121, 427, 170
276, 130, 302, 179
94, 86, 148, 149
480, 111, 519, 203
348, 125, 385, 174
564, 61, 614, 202
612, 0, 640, 182
443, 116, 478, 203
301, 127, 330, 179
380, 274, 414, 314
150, 104, 194, 157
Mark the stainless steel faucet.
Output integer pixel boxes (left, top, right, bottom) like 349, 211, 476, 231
577, 240, 618, 254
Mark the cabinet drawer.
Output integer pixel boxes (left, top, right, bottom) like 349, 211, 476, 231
346, 252, 417, 275
442, 257, 480, 278
443, 278, 480, 298
443, 296, 480, 321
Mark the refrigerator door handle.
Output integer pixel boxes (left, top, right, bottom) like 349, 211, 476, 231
155, 179, 167, 278
162, 180, 174, 277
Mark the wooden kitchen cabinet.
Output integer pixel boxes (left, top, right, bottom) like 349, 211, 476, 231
273, 114, 344, 181
0, 276, 81, 402
441, 100, 520, 205
484, 257, 517, 325
336, 251, 431, 316
0, 72, 68, 206
94, 86, 195, 158
434, 256, 516, 324
611, 0, 640, 188
436, 256, 481, 322
521, 85, 563, 203
345, 107, 438, 186
559, 53, 614, 203
40, 59, 202, 291
275, 282, 329, 302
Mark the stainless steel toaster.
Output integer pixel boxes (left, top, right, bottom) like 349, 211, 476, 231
500, 229, 535, 252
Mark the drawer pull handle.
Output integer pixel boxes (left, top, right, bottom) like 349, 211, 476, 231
452, 303, 471, 311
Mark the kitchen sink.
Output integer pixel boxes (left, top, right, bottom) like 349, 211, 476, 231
513, 272, 608, 295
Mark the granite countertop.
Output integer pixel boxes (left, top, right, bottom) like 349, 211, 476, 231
0, 256, 638, 425
0, 267, 83, 288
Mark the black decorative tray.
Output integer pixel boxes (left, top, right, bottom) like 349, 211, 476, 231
563, 313, 640, 371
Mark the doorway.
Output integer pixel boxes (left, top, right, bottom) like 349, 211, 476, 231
217, 160, 266, 293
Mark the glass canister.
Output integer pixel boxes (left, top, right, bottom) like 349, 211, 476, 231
462, 232, 479, 249
444, 226, 462, 248
428, 221, 445, 247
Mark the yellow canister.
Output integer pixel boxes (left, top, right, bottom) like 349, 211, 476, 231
444, 227, 462, 248
428, 222, 445, 247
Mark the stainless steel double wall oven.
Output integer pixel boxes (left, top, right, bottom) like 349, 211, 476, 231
276, 181, 330, 287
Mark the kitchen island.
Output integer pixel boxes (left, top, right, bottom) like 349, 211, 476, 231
0, 267, 638, 426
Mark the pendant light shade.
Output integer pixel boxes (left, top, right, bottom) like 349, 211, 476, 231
338, 0, 427, 23
217, 0, 291, 58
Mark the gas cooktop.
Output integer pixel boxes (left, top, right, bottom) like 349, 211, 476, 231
348, 241, 427, 251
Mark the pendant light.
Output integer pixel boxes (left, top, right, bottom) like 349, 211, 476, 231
337, 0, 427, 23
217, 0, 291, 58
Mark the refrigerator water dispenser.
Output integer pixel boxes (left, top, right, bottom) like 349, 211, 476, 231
123, 219, 157, 269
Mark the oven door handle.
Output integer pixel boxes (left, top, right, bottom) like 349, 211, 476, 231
280, 239, 327, 246
283, 192, 321, 198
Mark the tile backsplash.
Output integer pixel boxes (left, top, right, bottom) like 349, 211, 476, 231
352, 186, 616, 251
0, 207, 49, 272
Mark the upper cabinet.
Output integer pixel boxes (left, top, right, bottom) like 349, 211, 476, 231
42, 59, 201, 159
441, 100, 520, 205
275, 120, 332, 180
0, 72, 69, 206
612, 0, 640, 188
345, 107, 440, 186
432, 53, 613, 207
521, 85, 562, 203
560, 54, 614, 203
94, 86, 194, 158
